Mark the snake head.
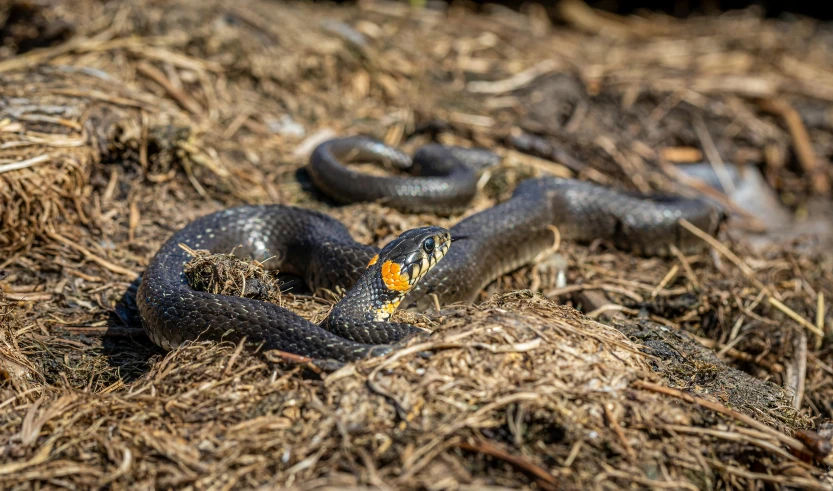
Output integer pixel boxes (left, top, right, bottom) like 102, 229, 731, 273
372, 226, 451, 293
359, 227, 450, 322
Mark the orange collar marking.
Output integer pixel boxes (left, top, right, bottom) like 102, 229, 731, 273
381, 260, 410, 291
367, 254, 379, 267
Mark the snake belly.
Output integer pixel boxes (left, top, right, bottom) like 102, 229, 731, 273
137, 139, 723, 361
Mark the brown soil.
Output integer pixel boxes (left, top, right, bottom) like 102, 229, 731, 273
1, 0, 833, 489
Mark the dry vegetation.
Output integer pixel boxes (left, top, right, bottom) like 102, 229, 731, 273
1, 0, 833, 489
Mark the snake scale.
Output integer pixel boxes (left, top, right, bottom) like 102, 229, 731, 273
136, 136, 724, 363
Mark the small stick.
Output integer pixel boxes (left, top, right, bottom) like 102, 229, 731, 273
728, 315, 744, 342
263, 349, 323, 373
694, 114, 735, 195
678, 218, 769, 294
2, 292, 53, 302
562, 439, 583, 468
669, 244, 699, 289
586, 304, 637, 319
223, 336, 247, 377
128, 200, 140, 242
651, 264, 679, 298
759, 98, 830, 194
466, 59, 559, 95
545, 284, 643, 302
633, 380, 823, 460
658, 424, 808, 467
709, 459, 827, 490
603, 403, 636, 462
137, 62, 204, 116
455, 438, 559, 491
46, 230, 138, 278
768, 297, 825, 338
817, 293, 826, 350
790, 332, 807, 410
0, 154, 51, 174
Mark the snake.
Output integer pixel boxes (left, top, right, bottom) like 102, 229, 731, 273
136, 136, 724, 364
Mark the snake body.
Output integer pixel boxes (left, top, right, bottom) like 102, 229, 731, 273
308, 137, 500, 213
136, 136, 724, 363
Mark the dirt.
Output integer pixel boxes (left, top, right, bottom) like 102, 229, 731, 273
1, 0, 833, 489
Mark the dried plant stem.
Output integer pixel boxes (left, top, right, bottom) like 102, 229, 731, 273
634, 380, 832, 466
679, 219, 824, 339
678, 219, 768, 293
455, 438, 559, 491
768, 297, 825, 338
45, 230, 138, 278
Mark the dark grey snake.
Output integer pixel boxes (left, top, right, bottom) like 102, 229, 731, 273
135, 136, 724, 364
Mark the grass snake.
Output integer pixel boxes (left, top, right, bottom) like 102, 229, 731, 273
136, 136, 724, 364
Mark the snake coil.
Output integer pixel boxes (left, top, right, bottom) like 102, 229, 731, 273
136, 136, 724, 363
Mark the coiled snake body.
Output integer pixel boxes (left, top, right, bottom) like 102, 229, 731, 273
137, 137, 723, 363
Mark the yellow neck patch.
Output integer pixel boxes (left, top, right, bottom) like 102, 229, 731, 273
367, 254, 379, 267
375, 300, 400, 320
381, 260, 410, 291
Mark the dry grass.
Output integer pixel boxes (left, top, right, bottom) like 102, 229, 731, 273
1, 0, 833, 489
1, 293, 824, 490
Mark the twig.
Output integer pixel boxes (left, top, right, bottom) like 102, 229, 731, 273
651, 264, 679, 298
633, 380, 828, 463
759, 98, 830, 194
661, 147, 702, 163
48, 88, 147, 109
587, 304, 637, 319
768, 297, 825, 338
223, 336, 247, 377
0, 30, 113, 73
669, 245, 700, 289
603, 403, 636, 462
817, 293, 826, 349
466, 59, 560, 94
709, 459, 827, 490
455, 438, 559, 491
562, 439, 583, 468
789, 331, 807, 410
0, 154, 52, 175
677, 218, 769, 293
693, 114, 735, 195
46, 230, 138, 278
2, 292, 53, 302
545, 283, 643, 302
557, 0, 665, 39
137, 62, 204, 116
657, 424, 809, 468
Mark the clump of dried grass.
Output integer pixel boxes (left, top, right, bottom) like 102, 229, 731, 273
181, 245, 284, 304
0, 68, 199, 254
2, 293, 824, 490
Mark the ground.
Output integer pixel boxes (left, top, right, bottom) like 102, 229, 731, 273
1, 0, 833, 489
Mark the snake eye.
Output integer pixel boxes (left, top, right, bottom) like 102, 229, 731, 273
422, 237, 435, 254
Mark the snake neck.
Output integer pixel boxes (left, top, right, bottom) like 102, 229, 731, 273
318, 260, 416, 345
327, 262, 406, 326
